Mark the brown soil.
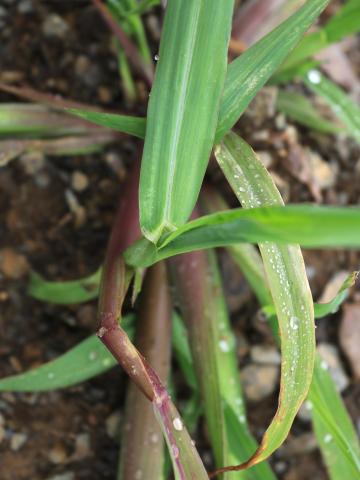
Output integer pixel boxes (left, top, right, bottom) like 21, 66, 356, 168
0, 2, 359, 480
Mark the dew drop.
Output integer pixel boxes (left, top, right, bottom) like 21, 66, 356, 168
307, 69, 321, 84
47, 372, 55, 380
89, 351, 97, 361
154, 54, 159, 61
219, 339, 230, 352
172, 445, 180, 458
173, 417, 183, 431
102, 358, 112, 367
324, 433, 332, 443
320, 360, 328, 370
289, 316, 299, 330
150, 433, 159, 444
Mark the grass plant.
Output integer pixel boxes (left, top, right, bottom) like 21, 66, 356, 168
1, 1, 360, 478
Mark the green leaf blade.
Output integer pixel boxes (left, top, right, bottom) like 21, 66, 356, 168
309, 357, 360, 477
280, 0, 360, 71
209, 195, 360, 478
276, 90, 343, 134
171, 246, 276, 479
303, 69, 360, 143
0, 314, 134, 391
124, 204, 360, 268
139, 0, 234, 242
216, 0, 330, 141
28, 270, 101, 304
67, 108, 146, 139
214, 132, 315, 468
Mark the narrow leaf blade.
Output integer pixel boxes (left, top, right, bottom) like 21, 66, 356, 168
276, 90, 343, 134
67, 108, 146, 139
303, 69, 360, 143
0, 315, 134, 391
214, 132, 315, 469
309, 356, 360, 477
124, 204, 360, 268
216, 0, 330, 141
209, 193, 360, 478
28, 270, 101, 304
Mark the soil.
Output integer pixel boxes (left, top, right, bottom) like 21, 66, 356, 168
0, 1, 359, 480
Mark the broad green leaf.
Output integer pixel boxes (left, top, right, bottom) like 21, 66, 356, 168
303, 69, 360, 143
0, 314, 134, 391
69, 0, 330, 149
226, 239, 360, 478
309, 357, 360, 477
279, 0, 360, 72
124, 204, 360, 268
67, 108, 146, 139
28, 269, 101, 304
276, 90, 343, 134
213, 132, 314, 470
139, 0, 234, 242
215, 0, 330, 141
207, 186, 360, 478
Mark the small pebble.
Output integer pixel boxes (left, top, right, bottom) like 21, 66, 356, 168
257, 151, 273, 168
65, 189, 86, 227
339, 303, 360, 379
73, 433, 91, 459
97, 86, 112, 103
317, 343, 350, 392
71, 171, 89, 192
297, 400, 312, 422
279, 432, 317, 457
250, 345, 281, 365
48, 443, 68, 464
241, 364, 279, 402
0, 425, 5, 444
20, 151, 45, 175
74, 55, 102, 87
42, 14, 69, 38
47, 473, 75, 480
0, 248, 29, 279
10, 432, 28, 451
18, 0, 33, 14
0, 415, 5, 444
106, 411, 121, 439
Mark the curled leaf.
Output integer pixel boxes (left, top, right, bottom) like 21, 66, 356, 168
213, 132, 315, 471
